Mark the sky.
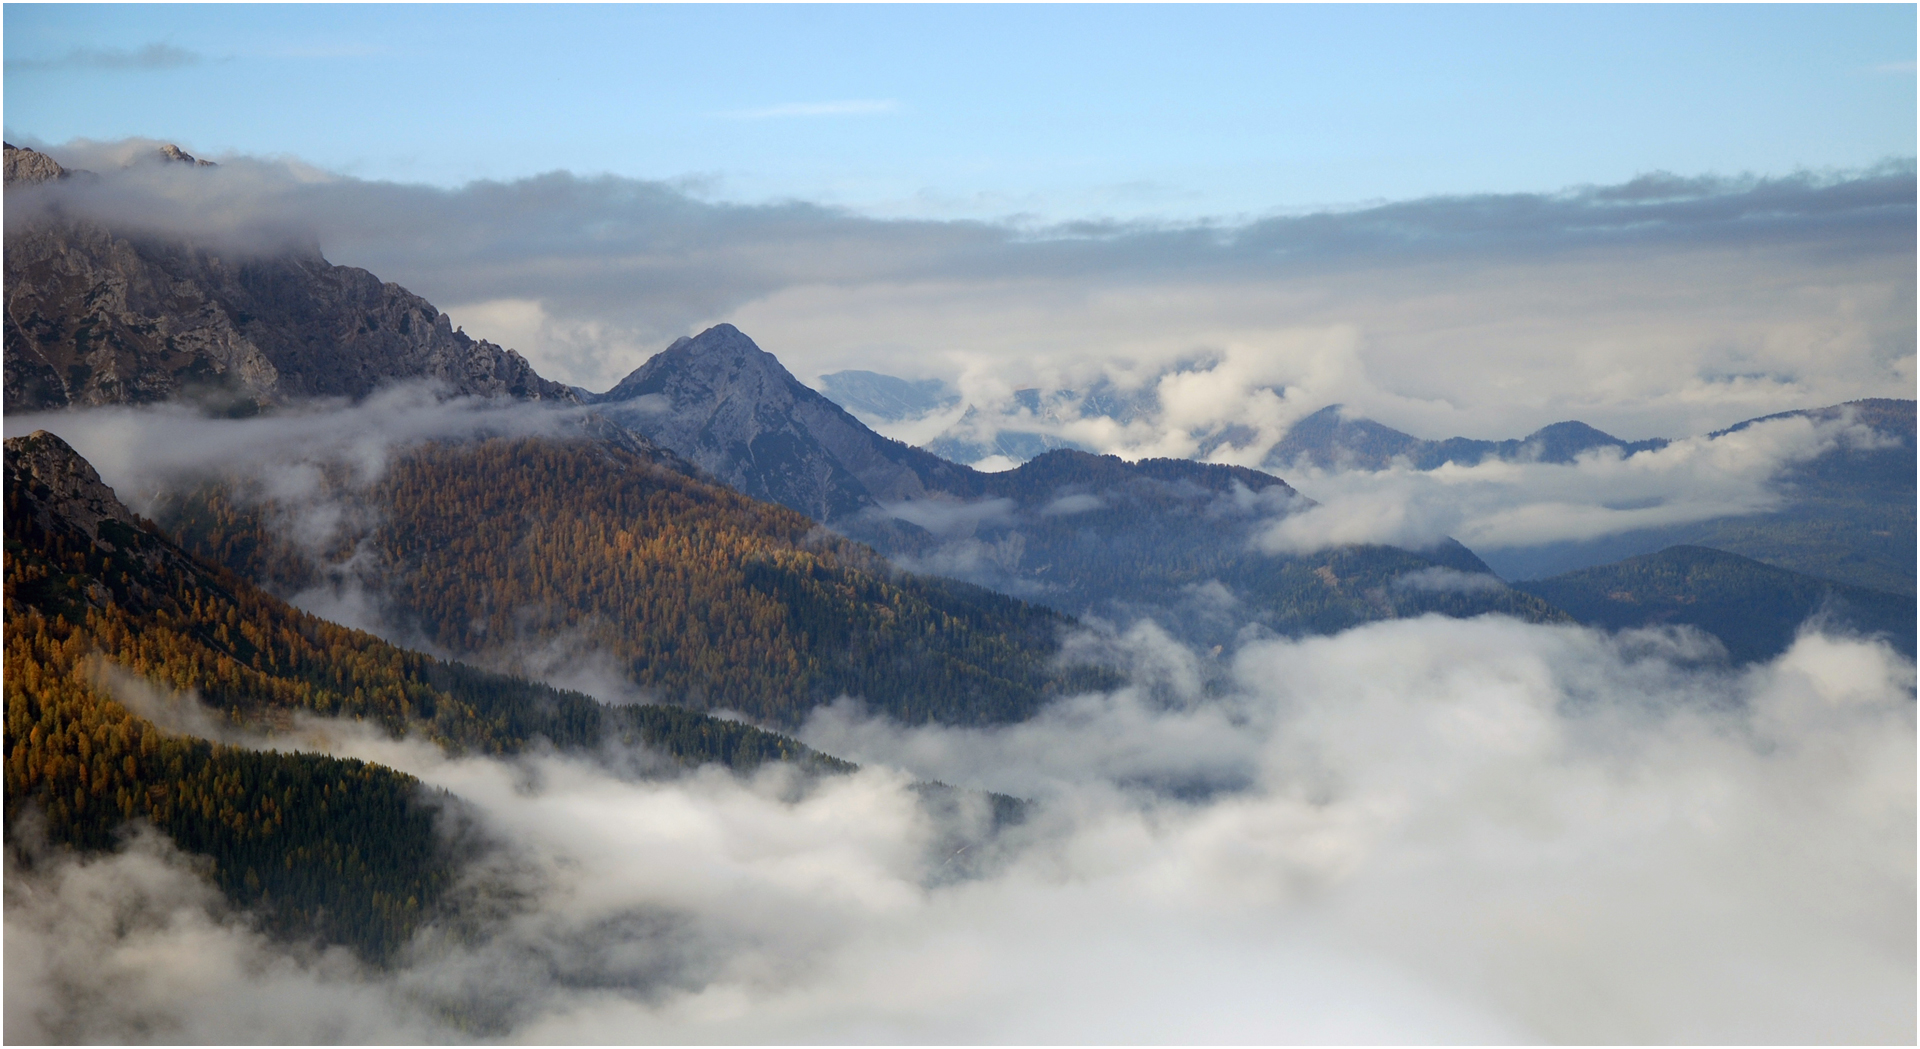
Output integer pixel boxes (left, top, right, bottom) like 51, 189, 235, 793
5, 4, 1915, 222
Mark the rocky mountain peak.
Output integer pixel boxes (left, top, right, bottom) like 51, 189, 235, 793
5, 430, 141, 544
5, 181, 581, 411
590, 324, 976, 521
600, 323, 785, 402
157, 143, 217, 167
4, 143, 69, 186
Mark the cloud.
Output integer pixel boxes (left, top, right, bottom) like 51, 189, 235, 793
7, 616, 1911, 1042
6, 140, 1909, 436
2, 384, 585, 518
1254, 410, 1884, 555
1040, 492, 1105, 516
718, 100, 902, 119
2, 390, 600, 647
1390, 566, 1508, 594
7, 43, 204, 72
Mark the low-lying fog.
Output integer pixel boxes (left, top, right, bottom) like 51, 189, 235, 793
8, 615, 1913, 1043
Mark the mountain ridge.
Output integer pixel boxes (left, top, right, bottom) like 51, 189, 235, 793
587, 325, 1570, 644
4, 143, 576, 413
1514, 544, 1915, 663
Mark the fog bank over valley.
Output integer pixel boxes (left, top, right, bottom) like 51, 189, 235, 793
9, 616, 1911, 1043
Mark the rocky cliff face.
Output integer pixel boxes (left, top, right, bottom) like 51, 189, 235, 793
2, 429, 201, 617
5, 430, 143, 545
3, 143, 577, 413
590, 323, 975, 521
3, 141, 69, 185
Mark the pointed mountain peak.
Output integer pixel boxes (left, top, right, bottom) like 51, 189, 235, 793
661, 323, 771, 364
1524, 420, 1619, 443
598, 323, 795, 403
157, 142, 217, 168
5, 430, 142, 542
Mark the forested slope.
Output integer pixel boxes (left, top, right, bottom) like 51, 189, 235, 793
159, 436, 1114, 727
842, 449, 1572, 642
5, 431, 847, 960
1514, 545, 1915, 663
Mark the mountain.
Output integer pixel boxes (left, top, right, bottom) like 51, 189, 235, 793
856, 448, 1568, 643
586, 324, 983, 522
1472, 399, 1915, 593
1265, 404, 1670, 472
5, 430, 849, 960
921, 402, 1089, 466
1514, 545, 1915, 663
588, 325, 1568, 645
154, 432, 1113, 728
921, 387, 1095, 466
3, 143, 575, 414
816, 369, 959, 421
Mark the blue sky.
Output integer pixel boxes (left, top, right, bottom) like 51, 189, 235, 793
5, 4, 1914, 221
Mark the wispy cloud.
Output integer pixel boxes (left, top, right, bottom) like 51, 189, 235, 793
1871, 60, 1917, 75
8, 43, 203, 72
718, 99, 901, 120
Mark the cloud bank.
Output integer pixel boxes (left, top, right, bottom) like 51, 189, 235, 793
6, 617, 1912, 1043
1257, 409, 1888, 555
7, 139, 1911, 433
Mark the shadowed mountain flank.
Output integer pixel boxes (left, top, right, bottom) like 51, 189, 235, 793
1515, 545, 1915, 663
4, 144, 576, 413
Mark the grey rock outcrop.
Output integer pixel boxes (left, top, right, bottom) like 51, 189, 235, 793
4, 143, 577, 413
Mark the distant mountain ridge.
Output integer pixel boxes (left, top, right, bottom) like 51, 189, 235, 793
1264, 404, 1671, 472
1515, 545, 1915, 663
588, 325, 1569, 645
3, 143, 575, 413
817, 369, 960, 421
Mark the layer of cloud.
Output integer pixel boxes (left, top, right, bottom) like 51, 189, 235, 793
7, 616, 1912, 1042
3, 384, 583, 519
6, 140, 1910, 441
1390, 566, 1509, 595
4, 389, 595, 644
7, 43, 203, 72
1256, 409, 1885, 555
